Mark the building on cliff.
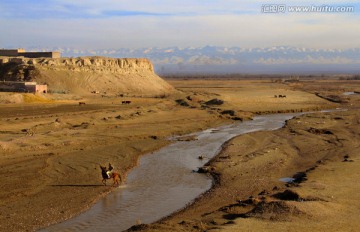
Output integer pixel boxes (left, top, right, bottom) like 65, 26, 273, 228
0, 49, 60, 58
0, 81, 47, 94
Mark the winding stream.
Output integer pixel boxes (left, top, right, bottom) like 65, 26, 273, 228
42, 113, 303, 232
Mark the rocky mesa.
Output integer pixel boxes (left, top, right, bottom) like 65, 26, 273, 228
0, 56, 173, 96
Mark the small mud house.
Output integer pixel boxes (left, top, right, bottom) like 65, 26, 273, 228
0, 81, 48, 93
0, 49, 60, 58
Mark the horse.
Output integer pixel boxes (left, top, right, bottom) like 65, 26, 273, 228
100, 165, 121, 186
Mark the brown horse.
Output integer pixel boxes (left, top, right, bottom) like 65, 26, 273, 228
100, 165, 121, 186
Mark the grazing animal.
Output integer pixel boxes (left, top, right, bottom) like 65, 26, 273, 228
100, 164, 121, 186
79, 102, 86, 105
122, 100, 131, 104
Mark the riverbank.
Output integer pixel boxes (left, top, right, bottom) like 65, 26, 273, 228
130, 108, 360, 231
0, 79, 352, 231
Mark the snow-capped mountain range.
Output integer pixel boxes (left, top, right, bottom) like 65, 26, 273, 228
25, 46, 360, 75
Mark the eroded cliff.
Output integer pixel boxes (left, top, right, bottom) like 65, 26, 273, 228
0, 57, 173, 96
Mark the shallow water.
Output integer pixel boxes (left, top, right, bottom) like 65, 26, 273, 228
343, 91, 358, 96
279, 177, 296, 183
42, 113, 302, 232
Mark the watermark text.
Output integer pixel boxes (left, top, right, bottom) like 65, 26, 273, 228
261, 4, 355, 13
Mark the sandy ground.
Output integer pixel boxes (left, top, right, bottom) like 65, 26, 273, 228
0, 79, 358, 231
128, 80, 360, 232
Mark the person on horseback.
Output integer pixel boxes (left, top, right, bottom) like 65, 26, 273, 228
100, 163, 121, 186
106, 163, 114, 178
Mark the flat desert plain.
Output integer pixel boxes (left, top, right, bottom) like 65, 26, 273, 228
0, 79, 359, 232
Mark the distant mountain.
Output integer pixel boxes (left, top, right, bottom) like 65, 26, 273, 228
25, 46, 360, 75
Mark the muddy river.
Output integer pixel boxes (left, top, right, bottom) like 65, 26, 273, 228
42, 113, 302, 232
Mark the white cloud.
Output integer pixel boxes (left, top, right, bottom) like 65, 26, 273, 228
0, 1, 359, 49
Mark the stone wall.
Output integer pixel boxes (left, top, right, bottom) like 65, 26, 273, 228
0, 49, 60, 58
0, 49, 20, 57
20, 52, 61, 59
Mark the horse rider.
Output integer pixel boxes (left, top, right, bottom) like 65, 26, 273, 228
106, 163, 114, 178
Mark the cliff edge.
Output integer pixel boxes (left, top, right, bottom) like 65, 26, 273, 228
0, 56, 173, 96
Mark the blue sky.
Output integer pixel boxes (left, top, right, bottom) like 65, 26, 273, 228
0, 0, 359, 49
